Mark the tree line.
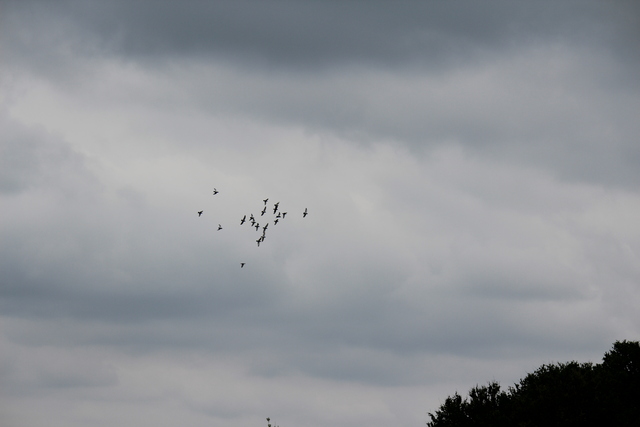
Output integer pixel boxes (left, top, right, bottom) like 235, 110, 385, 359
427, 340, 640, 427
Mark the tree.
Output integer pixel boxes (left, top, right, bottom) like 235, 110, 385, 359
427, 382, 508, 427
427, 341, 640, 427
598, 340, 640, 426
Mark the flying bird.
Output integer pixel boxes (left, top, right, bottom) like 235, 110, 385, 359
255, 223, 260, 231
213, 188, 219, 195
303, 208, 308, 217
240, 215, 246, 225
217, 224, 222, 231
273, 202, 280, 214
241, 262, 245, 268
263, 223, 269, 232
281, 212, 287, 218
263, 198, 269, 205
274, 218, 279, 225
198, 211, 203, 217
261, 207, 267, 216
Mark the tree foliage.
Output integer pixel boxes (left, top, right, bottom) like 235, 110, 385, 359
427, 340, 640, 427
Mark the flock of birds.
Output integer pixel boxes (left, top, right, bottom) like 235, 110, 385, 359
198, 188, 308, 268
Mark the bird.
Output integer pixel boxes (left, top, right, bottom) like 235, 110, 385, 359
198, 211, 203, 217
274, 218, 279, 225
213, 188, 219, 195
263, 223, 269, 232
261, 207, 266, 216
241, 262, 245, 268
255, 223, 260, 231
240, 215, 246, 225
256, 238, 261, 247
276, 212, 281, 218
217, 224, 222, 231
263, 198, 269, 205
281, 212, 287, 218
273, 202, 280, 214
303, 208, 308, 217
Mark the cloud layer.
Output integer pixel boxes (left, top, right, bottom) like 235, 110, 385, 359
1, 2, 640, 427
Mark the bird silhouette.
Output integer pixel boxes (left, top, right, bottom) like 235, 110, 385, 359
261, 207, 266, 216
240, 215, 246, 225
255, 223, 260, 231
282, 212, 287, 218
217, 224, 222, 231
263, 223, 269, 231
213, 188, 219, 195
273, 202, 280, 214
263, 198, 269, 205
198, 211, 203, 217
241, 262, 245, 268
274, 218, 279, 225
303, 208, 308, 217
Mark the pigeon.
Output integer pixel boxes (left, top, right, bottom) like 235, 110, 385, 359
241, 262, 245, 268
198, 211, 203, 217
217, 224, 222, 231
213, 188, 219, 195
240, 215, 246, 225
303, 208, 308, 218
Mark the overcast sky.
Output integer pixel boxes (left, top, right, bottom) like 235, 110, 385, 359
1, 1, 640, 427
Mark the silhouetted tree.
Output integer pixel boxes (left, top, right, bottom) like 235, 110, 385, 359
598, 340, 640, 426
507, 361, 597, 427
427, 340, 640, 427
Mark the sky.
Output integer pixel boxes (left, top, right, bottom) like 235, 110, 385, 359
1, 1, 640, 426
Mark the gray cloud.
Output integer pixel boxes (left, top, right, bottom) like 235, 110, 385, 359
4, 0, 639, 190
1, 2, 640, 427
6, 0, 638, 68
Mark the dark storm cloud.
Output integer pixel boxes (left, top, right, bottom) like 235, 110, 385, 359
4, 0, 638, 69
4, 0, 640, 190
